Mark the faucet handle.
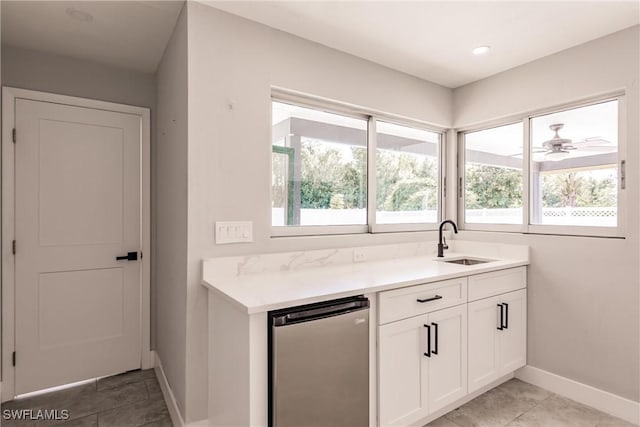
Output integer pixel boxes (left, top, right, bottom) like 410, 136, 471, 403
442, 235, 448, 250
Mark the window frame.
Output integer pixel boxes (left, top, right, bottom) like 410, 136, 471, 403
457, 92, 626, 238
270, 91, 446, 237
369, 117, 445, 234
457, 119, 528, 233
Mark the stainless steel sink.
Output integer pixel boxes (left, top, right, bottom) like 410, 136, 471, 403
440, 258, 493, 265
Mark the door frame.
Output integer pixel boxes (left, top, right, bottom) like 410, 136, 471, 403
1, 87, 152, 402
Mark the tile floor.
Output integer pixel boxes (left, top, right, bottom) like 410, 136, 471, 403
1, 369, 172, 427
425, 378, 637, 427
2, 373, 635, 427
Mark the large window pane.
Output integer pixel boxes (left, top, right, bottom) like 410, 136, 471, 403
530, 100, 618, 227
271, 101, 367, 227
464, 123, 524, 224
375, 121, 440, 224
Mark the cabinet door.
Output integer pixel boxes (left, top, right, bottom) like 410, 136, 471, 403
468, 294, 501, 393
378, 314, 429, 426
497, 289, 527, 375
427, 305, 467, 414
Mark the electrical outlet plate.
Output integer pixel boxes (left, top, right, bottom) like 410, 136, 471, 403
215, 221, 253, 244
353, 248, 366, 262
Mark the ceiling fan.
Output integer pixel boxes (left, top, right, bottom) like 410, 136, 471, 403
531, 123, 614, 162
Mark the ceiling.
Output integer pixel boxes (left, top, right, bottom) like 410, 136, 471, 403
206, 1, 640, 88
1, 1, 184, 74
1, 1, 637, 85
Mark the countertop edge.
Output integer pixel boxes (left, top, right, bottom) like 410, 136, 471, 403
202, 258, 529, 315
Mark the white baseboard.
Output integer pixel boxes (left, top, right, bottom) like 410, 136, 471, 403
185, 421, 209, 427
516, 365, 640, 425
153, 351, 208, 427
153, 351, 187, 427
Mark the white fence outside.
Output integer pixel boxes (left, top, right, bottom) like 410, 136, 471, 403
272, 208, 438, 226
466, 207, 616, 227
273, 207, 617, 227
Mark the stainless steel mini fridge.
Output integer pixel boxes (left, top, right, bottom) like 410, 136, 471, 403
268, 295, 370, 427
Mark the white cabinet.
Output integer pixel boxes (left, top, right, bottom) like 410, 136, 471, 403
378, 314, 427, 426
378, 304, 467, 426
378, 277, 467, 325
468, 289, 527, 393
427, 304, 467, 413
378, 266, 527, 427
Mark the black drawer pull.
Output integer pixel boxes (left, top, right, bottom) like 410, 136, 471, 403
497, 304, 504, 330
417, 295, 443, 303
423, 324, 431, 357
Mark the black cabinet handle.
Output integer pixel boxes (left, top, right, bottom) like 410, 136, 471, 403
417, 295, 443, 303
503, 303, 509, 329
423, 324, 431, 357
497, 304, 504, 330
116, 252, 138, 261
432, 322, 438, 355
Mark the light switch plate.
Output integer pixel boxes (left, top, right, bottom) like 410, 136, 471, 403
215, 221, 253, 244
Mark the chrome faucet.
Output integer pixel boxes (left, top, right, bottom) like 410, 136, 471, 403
437, 220, 458, 257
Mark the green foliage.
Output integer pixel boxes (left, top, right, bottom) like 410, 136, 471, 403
301, 179, 334, 208
465, 165, 522, 209
294, 139, 437, 211
541, 170, 616, 208
299, 141, 366, 209
376, 151, 437, 211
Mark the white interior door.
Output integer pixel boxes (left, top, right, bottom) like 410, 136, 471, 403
14, 98, 143, 395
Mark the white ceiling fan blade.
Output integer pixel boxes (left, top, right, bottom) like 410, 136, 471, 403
572, 137, 612, 146
574, 145, 617, 152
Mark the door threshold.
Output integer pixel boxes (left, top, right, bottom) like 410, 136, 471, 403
14, 378, 97, 400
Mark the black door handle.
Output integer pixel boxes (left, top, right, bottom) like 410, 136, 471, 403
497, 304, 504, 330
423, 324, 431, 357
116, 252, 138, 261
431, 322, 438, 355
417, 295, 443, 303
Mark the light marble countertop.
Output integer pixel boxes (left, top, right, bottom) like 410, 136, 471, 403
202, 240, 529, 314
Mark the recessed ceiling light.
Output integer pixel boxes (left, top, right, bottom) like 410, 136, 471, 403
66, 7, 93, 23
472, 46, 491, 55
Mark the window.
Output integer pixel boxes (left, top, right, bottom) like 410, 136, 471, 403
463, 123, 524, 226
375, 122, 440, 225
271, 97, 443, 235
530, 100, 619, 228
460, 96, 623, 236
271, 101, 367, 228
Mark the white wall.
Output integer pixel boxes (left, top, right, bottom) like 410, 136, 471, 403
155, 4, 188, 418
185, 2, 453, 421
453, 25, 640, 402
1, 45, 155, 109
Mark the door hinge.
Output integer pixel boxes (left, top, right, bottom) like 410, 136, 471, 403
443, 177, 446, 196
620, 160, 626, 190
12, 351, 16, 366
12, 128, 16, 143
12, 240, 16, 255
